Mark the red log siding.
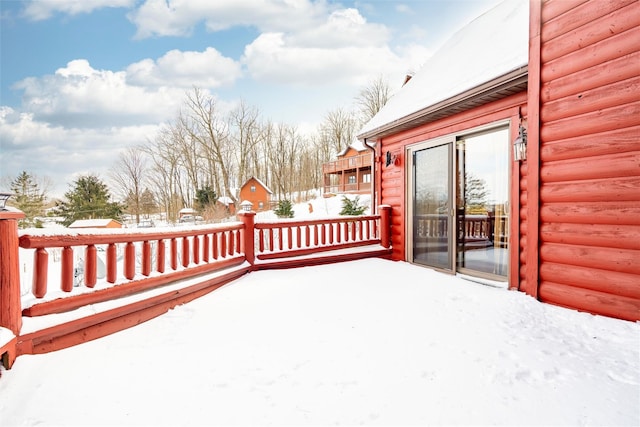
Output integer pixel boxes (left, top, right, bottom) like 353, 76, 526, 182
377, 92, 528, 264
535, 0, 640, 320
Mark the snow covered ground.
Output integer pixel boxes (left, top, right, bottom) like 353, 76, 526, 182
3, 192, 639, 425
1, 257, 638, 426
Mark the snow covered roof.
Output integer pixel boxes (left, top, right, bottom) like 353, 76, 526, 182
217, 196, 234, 206
337, 138, 370, 157
68, 219, 121, 228
358, 0, 528, 140
243, 177, 273, 194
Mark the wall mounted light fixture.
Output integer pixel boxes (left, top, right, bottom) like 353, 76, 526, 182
385, 151, 399, 167
513, 124, 527, 161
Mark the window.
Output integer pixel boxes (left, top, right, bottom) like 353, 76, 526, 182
250, 185, 256, 192
348, 175, 357, 184
362, 174, 371, 183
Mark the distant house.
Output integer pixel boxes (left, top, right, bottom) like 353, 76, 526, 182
357, 0, 640, 321
322, 140, 372, 196
239, 177, 272, 212
68, 219, 122, 229
178, 208, 195, 219
216, 196, 236, 215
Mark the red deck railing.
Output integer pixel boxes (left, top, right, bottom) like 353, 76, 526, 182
18, 224, 245, 316
322, 153, 371, 174
0, 206, 392, 368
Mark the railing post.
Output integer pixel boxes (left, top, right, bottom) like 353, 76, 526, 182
85, 244, 97, 287
106, 243, 117, 283
0, 208, 24, 335
0, 208, 24, 369
124, 242, 135, 280
33, 248, 48, 297
61, 246, 74, 292
379, 205, 391, 249
239, 211, 256, 266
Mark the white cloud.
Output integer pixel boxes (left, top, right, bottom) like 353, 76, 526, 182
242, 32, 397, 86
128, 0, 328, 39
23, 0, 135, 21
126, 48, 242, 88
287, 8, 389, 48
13, 59, 185, 128
239, 7, 410, 87
0, 107, 160, 198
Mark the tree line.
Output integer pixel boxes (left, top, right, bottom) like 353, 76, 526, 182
3, 76, 391, 227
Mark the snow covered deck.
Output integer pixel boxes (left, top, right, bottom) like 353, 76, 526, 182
1, 258, 638, 425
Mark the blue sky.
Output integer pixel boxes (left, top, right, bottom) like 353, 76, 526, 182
1, 0, 500, 198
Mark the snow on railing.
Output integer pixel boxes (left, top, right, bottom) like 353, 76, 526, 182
254, 214, 383, 260
18, 224, 244, 306
12, 206, 390, 305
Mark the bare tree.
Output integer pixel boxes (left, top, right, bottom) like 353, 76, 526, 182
143, 125, 185, 222
229, 100, 265, 189
173, 116, 202, 205
182, 88, 236, 204
267, 123, 301, 200
320, 107, 358, 157
355, 75, 391, 125
110, 147, 148, 224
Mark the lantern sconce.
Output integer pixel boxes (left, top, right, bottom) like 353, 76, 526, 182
0, 192, 12, 210
385, 151, 400, 167
513, 124, 527, 162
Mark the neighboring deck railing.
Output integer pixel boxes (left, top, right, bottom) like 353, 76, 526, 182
0, 206, 392, 368
322, 153, 371, 174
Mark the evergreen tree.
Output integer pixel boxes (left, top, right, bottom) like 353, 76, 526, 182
195, 185, 218, 212
56, 174, 125, 226
339, 195, 366, 216
274, 200, 294, 218
10, 171, 46, 228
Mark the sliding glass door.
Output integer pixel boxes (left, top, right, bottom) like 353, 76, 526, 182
409, 126, 509, 281
412, 142, 453, 271
456, 128, 509, 278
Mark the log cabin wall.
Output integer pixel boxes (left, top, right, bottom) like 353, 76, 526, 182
533, 0, 640, 320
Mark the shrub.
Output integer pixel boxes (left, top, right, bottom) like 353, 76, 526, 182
339, 196, 366, 216
274, 200, 294, 218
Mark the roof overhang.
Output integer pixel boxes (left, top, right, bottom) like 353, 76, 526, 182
358, 65, 528, 142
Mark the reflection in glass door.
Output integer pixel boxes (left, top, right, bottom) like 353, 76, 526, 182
412, 143, 452, 270
456, 128, 509, 278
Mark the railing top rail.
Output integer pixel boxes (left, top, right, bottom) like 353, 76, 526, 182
255, 214, 380, 229
19, 222, 244, 249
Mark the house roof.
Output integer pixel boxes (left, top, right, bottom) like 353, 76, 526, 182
337, 139, 370, 157
358, 0, 528, 140
68, 219, 120, 228
217, 196, 234, 206
243, 177, 273, 194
